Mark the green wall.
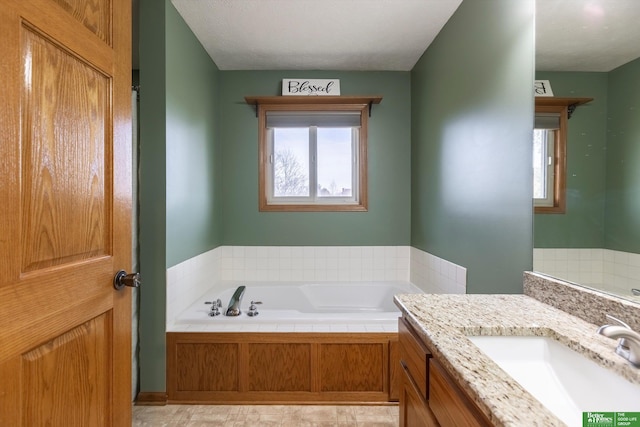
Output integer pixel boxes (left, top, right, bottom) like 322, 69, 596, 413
605, 57, 640, 253
410, 0, 535, 294
166, 5, 222, 265
533, 72, 609, 247
534, 58, 640, 254
138, 0, 222, 392
138, 0, 167, 394
219, 71, 411, 246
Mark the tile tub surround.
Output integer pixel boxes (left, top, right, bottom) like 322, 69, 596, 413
393, 293, 640, 427
524, 271, 640, 332
533, 248, 640, 298
219, 246, 411, 283
410, 247, 467, 294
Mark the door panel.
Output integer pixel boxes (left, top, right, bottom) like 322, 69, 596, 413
0, 0, 132, 425
21, 25, 110, 272
52, 0, 112, 43
22, 314, 111, 426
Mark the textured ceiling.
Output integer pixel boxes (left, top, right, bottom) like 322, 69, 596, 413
170, 0, 463, 71
536, 0, 640, 72
168, 0, 640, 72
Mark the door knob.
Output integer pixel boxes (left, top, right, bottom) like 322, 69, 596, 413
113, 270, 141, 290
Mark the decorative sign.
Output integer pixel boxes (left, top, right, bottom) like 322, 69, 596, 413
282, 79, 340, 96
534, 80, 554, 97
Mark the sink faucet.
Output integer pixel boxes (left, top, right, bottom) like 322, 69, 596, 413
597, 315, 640, 368
225, 285, 246, 316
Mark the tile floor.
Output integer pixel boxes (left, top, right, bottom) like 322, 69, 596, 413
133, 404, 399, 427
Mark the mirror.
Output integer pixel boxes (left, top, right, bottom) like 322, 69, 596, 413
533, 1, 640, 302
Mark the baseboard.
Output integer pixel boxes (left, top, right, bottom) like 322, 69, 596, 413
135, 392, 168, 406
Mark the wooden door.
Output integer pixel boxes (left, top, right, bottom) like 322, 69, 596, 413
0, 0, 132, 425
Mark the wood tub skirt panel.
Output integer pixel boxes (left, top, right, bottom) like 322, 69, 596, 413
166, 332, 400, 404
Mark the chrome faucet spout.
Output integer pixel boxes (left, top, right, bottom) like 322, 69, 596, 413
225, 285, 246, 316
597, 324, 640, 368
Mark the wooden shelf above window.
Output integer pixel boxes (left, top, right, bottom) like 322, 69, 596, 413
245, 95, 382, 106
535, 97, 593, 119
535, 97, 592, 107
245, 95, 383, 117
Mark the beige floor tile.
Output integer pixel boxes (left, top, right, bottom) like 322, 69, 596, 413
133, 403, 398, 427
298, 405, 339, 421
133, 405, 190, 422
356, 423, 393, 427
354, 405, 397, 423
336, 406, 357, 423
184, 422, 225, 427
243, 404, 295, 415
186, 405, 233, 414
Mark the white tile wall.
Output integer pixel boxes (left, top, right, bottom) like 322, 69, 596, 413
409, 247, 467, 294
218, 245, 410, 283
166, 247, 223, 324
533, 248, 604, 285
533, 248, 640, 296
167, 245, 468, 326
603, 250, 640, 295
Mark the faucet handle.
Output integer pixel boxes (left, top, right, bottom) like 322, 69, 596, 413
605, 314, 631, 329
205, 299, 223, 316
247, 301, 262, 317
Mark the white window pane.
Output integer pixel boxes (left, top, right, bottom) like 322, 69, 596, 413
533, 129, 555, 207
317, 128, 353, 197
273, 128, 309, 197
533, 129, 547, 199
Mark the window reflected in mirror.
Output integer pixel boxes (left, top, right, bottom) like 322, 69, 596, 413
533, 105, 567, 213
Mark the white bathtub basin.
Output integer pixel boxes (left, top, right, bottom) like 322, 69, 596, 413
170, 281, 423, 332
468, 335, 640, 426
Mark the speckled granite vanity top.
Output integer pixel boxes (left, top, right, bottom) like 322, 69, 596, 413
394, 293, 640, 427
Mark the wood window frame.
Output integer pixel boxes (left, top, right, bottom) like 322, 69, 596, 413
534, 97, 592, 214
246, 96, 382, 212
534, 104, 568, 214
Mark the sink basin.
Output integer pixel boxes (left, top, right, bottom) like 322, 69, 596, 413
468, 335, 640, 426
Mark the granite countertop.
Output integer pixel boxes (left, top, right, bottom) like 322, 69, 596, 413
394, 294, 640, 427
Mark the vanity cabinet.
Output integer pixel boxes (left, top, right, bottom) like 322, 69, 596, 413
398, 317, 491, 427
398, 317, 438, 426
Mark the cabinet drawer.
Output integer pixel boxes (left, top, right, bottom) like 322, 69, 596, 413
429, 360, 491, 427
398, 318, 431, 400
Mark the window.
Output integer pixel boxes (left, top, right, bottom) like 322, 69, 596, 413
533, 103, 568, 214
533, 112, 561, 208
533, 96, 592, 213
250, 97, 380, 212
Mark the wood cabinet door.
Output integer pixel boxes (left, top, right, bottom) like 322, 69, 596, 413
0, 0, 132, 425
400, 367, 439, 427
429, 361, 491, 427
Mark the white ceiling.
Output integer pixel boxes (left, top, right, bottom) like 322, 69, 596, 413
170, 0, 463, 71
169, 0, 640, 72
536, 0, 640, 72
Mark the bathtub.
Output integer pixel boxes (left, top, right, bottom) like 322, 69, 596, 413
170, 281, 422, 332
167, 281, 422, 404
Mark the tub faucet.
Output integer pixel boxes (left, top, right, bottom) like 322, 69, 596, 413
597, 314, 640, 368
225, 285, 246, 316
